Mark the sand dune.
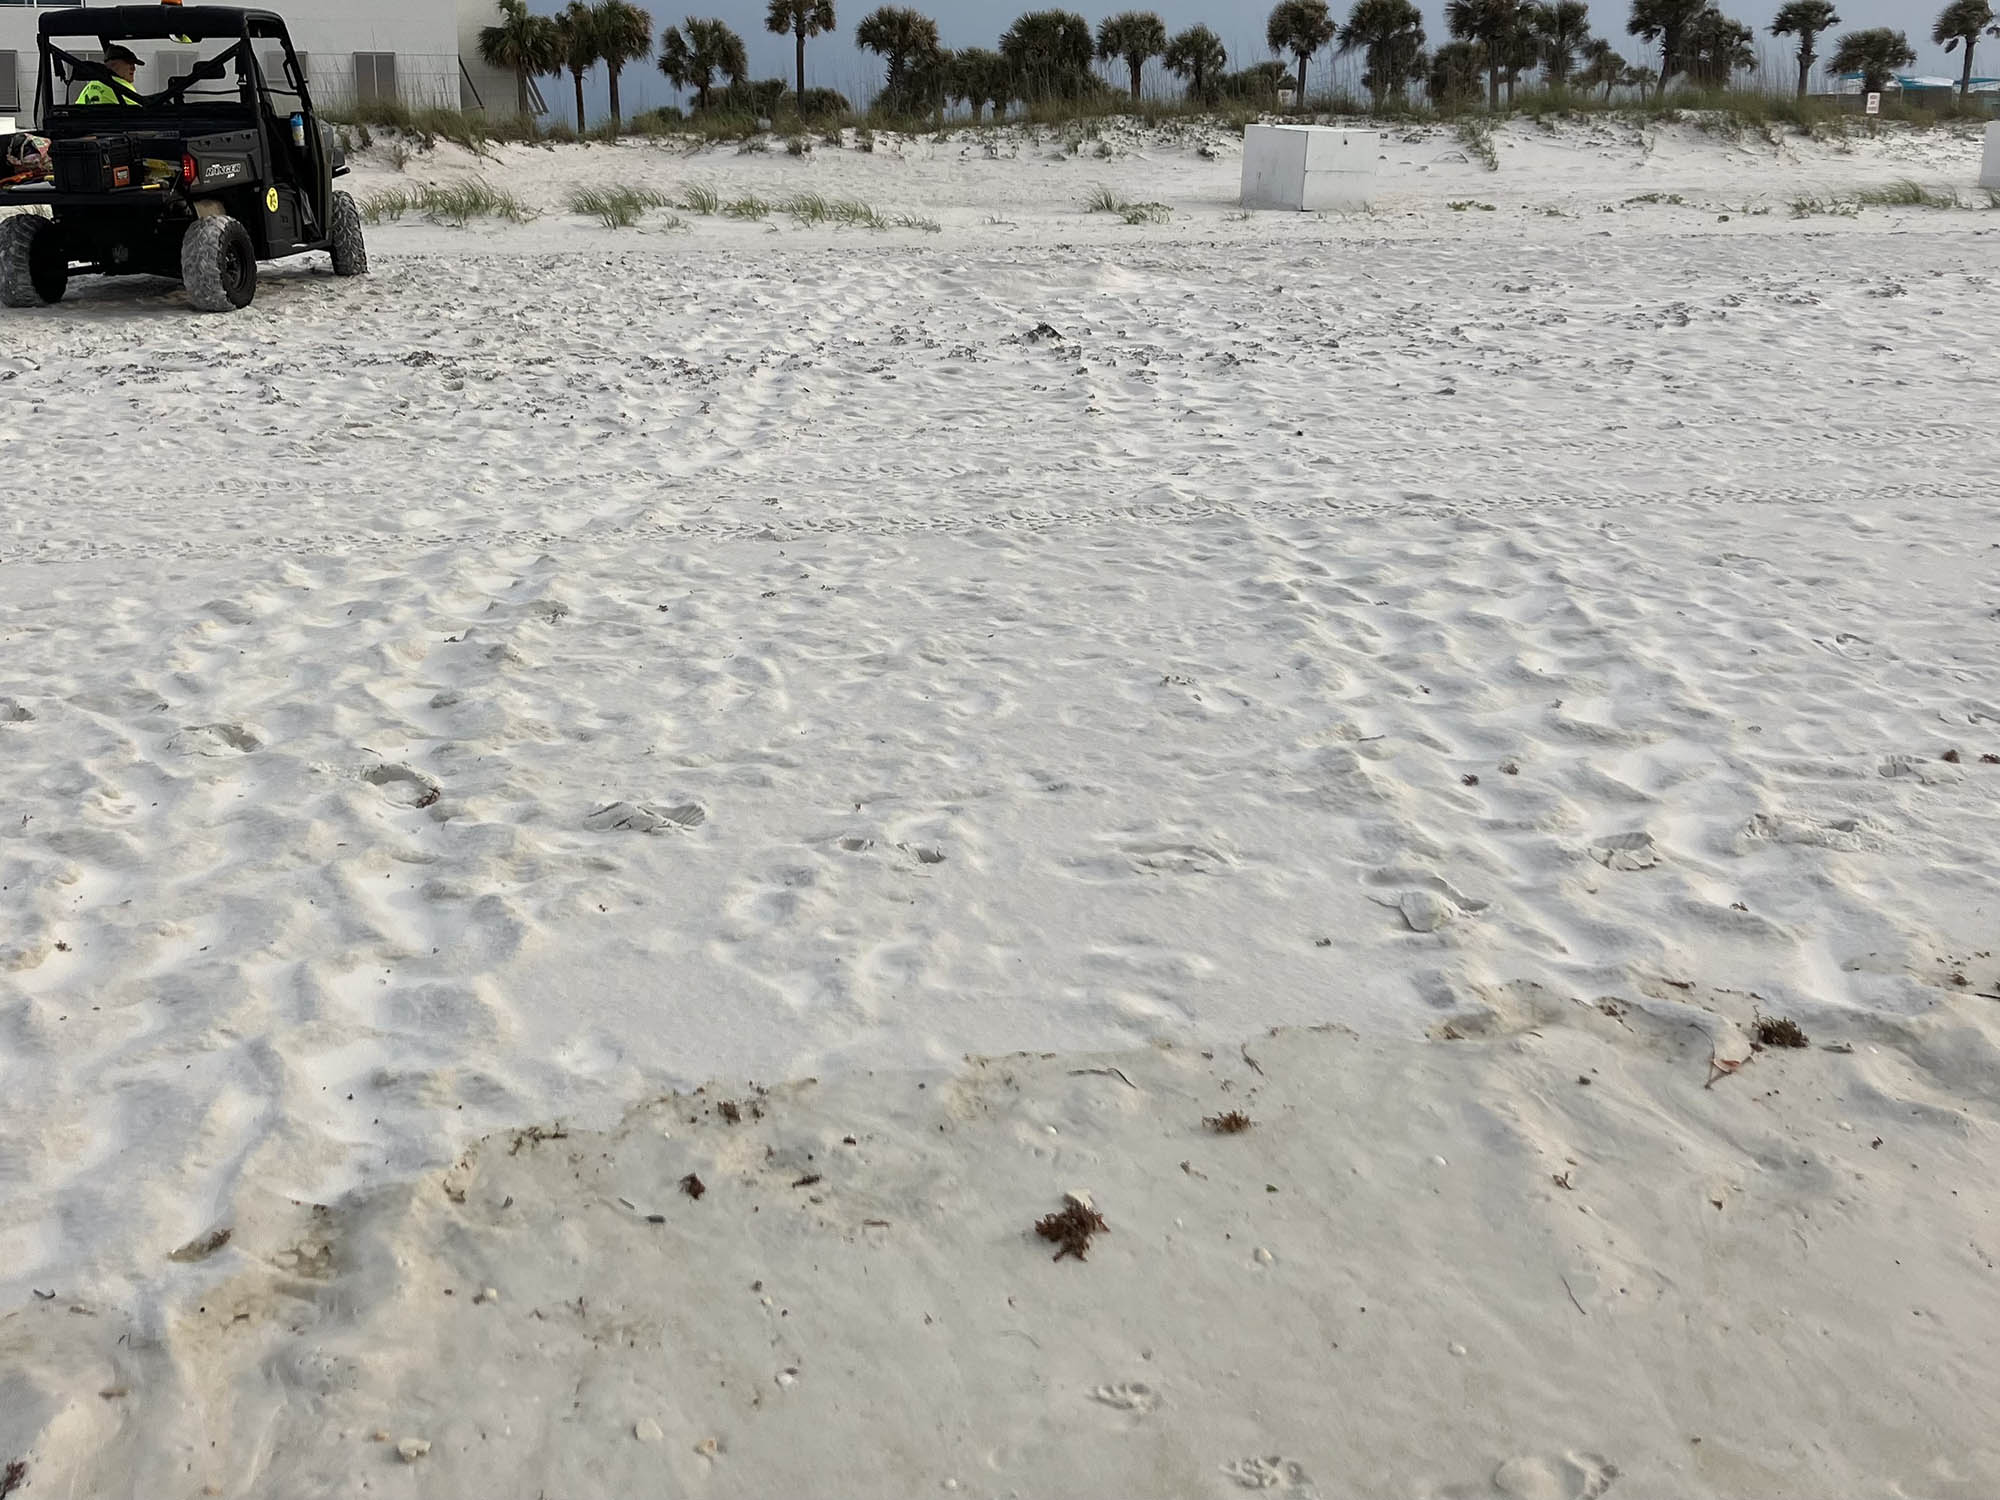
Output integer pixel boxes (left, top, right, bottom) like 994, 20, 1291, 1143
2, 116, 1998, 1495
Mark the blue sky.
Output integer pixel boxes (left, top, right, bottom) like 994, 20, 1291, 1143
527, 1, 1969, 123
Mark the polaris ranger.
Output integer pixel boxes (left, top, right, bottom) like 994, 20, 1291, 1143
0, 5, 365, 312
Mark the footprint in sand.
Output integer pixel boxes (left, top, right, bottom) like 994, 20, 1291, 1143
1088, 1381, 1158, 1413
1438, 1451, 1618, 1499
166, 722, 261, 756
1220, 1456, 1317, 1493
363, 762, 442, 808
1740, 812, 1874, 853
1588, 831, 1658, 871
584, 800, 706, 834
1878, 754, 1962, 786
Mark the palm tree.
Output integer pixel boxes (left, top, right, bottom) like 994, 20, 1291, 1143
555, 2, 601, 131
1096, 12, 1168, 100
479, 0, 559, 118
1770, 1, 1840, 98
1499, 7, 1540, 102
999, 10, 1095, 100
857, 6, 942, 113
767, 0, 837, 121
1828, 26, 1914, 95
1428, 38, 1485, 107
1000, 10, 1095, 100
1267, 0, 1337, 106
1165, 24, 1227, 103
1935, 0, 1997, 98
1338, 0, 1425, 109
1578, 37, 1624, 97
592, 1, 653, 130
1683, 10, 1752, 88
659, 16, 748, 110
1445, 0, 1517, 109
1627, 0, 1713, 101
948, 46, 1009, 118
1621, 61, 1659, 94
1530, 0, 1592, 87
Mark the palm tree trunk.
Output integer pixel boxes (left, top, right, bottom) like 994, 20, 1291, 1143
517, 65, 530, 118
796, 29, 808, 121
1296, 54, 1308, 107
573, 68, 586, 132
1796, 49, 1809, 99
1962, 40, 1977, 99
1129, 59, 1142, 100
608, 63, 622, 129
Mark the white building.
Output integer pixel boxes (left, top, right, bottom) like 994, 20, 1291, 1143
0, 0, 520, 119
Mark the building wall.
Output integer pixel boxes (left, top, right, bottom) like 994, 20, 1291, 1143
0, 0, 507, 119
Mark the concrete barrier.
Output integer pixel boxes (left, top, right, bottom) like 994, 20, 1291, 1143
1983, 122, 2000, 191
1240, 124, 1378, 212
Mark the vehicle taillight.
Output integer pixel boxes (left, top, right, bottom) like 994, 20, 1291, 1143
182, 154, 196, 183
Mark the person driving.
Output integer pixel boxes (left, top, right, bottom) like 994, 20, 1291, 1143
76, 45, 144, 106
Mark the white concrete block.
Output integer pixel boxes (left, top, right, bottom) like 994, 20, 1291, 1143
1241, 125, 1379, 212
1983, 122, 2000, 192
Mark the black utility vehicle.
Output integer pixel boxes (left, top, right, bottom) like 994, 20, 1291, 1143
0, 5, 365, 312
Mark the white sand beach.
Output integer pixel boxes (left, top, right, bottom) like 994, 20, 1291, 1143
3, 115, 2000, 1497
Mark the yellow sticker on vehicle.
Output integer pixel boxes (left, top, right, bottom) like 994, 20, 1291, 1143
266, 188, 279, 213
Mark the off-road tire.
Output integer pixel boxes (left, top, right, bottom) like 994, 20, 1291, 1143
0, 215, 68, 307
181, 215, 257, 313
329, 190, 367, 277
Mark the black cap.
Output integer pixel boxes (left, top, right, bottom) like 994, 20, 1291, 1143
105, 45, 143, 67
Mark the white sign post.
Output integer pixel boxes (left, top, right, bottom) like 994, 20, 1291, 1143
1865, 92, 1881, 115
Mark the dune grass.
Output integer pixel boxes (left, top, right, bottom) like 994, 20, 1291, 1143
678, 183, 721, 215
359, 179, 531, 225
1084, 185, 1170, 224
1792, 179, 1988, 217
722, 195, 773, 220
1454, 118, 1500, 172
1852, 179, 1965, 209
567, 184, 674, 228
325, 83, 1989, 168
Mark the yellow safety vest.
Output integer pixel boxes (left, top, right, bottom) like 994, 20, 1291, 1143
76, 78, 142, 106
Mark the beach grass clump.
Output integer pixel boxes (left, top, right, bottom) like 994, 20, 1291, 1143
360, 179, 531, 225
1454, 117, 1500, 172
1852, 179, 1962, 210
722, 194, 773, 220
678, 182, 721, 215
1789, 194, 1861, 218
1083, 185, 1169, 224
567, 184, 673, 228
773, 193, 937, 232
782, 190, 836, 224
